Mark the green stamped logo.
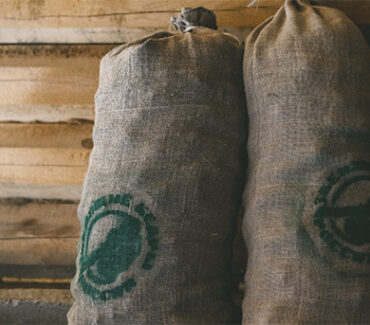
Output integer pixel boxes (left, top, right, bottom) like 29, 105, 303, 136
78, 194, 159, 301
306, 161, 370, 272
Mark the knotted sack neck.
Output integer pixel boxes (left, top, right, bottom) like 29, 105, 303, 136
171, 7, 217, 32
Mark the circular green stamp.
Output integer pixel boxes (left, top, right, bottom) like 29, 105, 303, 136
304, 161, 370, 274
78, 193, 159, 301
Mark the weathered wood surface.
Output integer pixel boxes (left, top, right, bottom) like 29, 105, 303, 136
0, 237, 78, 265
0, 148, 90, 167
0, 122, 91, 197
0, 199, 79, 265
0, 45, 114, 122
0, 123, 93, 148
0, 0, 368, 43
0, 199, 79, 239
0, 183, 82, 200
2, 277, 71, 284
1, 165, 86, 185
0, 123, 92, 186
0, 288, 72, 303
0, 26, 253, 44
0, 0, 368, 27
0, 33, 369, 122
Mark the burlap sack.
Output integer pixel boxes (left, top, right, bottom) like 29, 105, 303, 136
242, 0, 370, 323
68, 7, 246, 324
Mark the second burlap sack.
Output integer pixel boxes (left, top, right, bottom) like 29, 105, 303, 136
242, 0, 370, 323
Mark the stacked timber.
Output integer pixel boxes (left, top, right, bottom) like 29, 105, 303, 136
0, 1, 368, 323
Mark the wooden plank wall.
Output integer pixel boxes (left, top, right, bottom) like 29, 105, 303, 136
0, 0, 369, 310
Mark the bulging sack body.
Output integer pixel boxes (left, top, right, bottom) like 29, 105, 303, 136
68, 8, 246, 324
242, 0, 370, 323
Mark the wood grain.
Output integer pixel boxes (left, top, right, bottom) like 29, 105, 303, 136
0, 123, 91, 193
2, 277, 71, 284
0, 166, 86, 185
0, 147, 90, 185
0, 199, 79, 266
0, 45, 114, 122
0, 288, 73, 303
0, 123, 93, 148
0, 199, 79, 239
0, 0, 368, 27
0, 148, 90, 166
0, 1, 368, 43
0, 237, 78, 265
0, 0, 284, 29
0, 199, 77, 266
0, 183, 82, 200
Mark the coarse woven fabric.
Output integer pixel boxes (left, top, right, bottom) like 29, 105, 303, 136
68, 26, 246, 324
242, 0, 370, 324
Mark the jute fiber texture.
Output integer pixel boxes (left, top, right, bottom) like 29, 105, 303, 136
242, 0, 370, 323
68, 9, 247, 324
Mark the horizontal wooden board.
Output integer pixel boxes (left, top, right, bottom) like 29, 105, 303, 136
0, 123, 92, 184
0, 123, 93, 148
0, 165, 87, 185
0, 147, 90, 185
0, 27, 368, 121
0, 26, 253, 44
1, 277, 71, 284
0, 199, 79, 239
0, 199, 79, 266
0, 148, 90, 166
0, 183, 82, 200
0, 1, 368, 43
0, 45, 114, 122
0, 123, 91, 194
0, 0, 368, 27
0, 27, 158, 44
0, 105, 94, 123
0, 288, 73, 303
0, 0, 282, 29
0, 237, 78, 265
